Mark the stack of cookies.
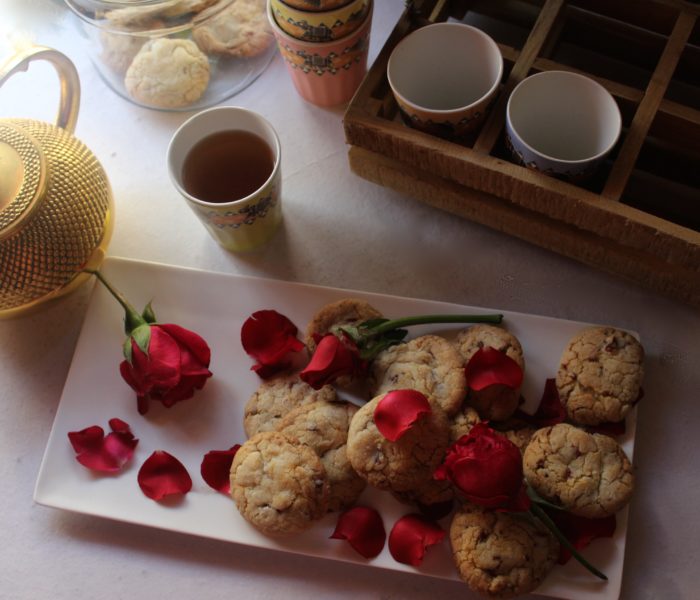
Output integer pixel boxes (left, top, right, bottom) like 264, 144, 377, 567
230, 299, 643, 599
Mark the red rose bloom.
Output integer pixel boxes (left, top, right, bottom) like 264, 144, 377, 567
434, 422, 528, 510
299, 334, 365, 389
120, 323, 213, 415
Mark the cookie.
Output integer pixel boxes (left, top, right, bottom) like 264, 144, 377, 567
192, 0, 274, 58
523, 423, 635, 518
105, 0, 220, 29
276, 400, 365, 512
450, 503, 558, 599
230, 431, 329, 535
244, 373, 336, 437
346, 393, 449, 493
499, 426, 536, 455
449, 406, 481, 443
556, 327, 644, 425
99, 30, 147, 74
455, 325, 525, 421
124, 38, 210, 108
304, 298, 383, 353
370, 335, 467, 416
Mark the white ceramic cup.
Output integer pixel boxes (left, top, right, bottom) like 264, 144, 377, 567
167, 106, 282, 252
505, 71, 622, 181
387, 22, 503, 138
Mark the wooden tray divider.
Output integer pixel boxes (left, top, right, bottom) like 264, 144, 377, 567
602, 10, 698, 200
474, 0, 566, 154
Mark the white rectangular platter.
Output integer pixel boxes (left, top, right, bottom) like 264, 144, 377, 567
35, 256, 636, 600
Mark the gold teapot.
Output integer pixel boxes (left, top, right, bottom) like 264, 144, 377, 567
0, 46, 113, 318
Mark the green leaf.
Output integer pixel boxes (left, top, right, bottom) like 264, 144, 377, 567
141, 301, 157, 324
130, 324, 152, 357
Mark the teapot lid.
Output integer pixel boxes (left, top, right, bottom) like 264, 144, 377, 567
0, 122, 46, 240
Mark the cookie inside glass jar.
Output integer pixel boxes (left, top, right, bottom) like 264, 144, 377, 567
64, 0, 276, 110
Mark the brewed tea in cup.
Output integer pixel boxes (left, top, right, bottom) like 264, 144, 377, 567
168, 106, 282, 252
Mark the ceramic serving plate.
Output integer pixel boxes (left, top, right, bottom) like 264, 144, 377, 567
35, 256, 636, 600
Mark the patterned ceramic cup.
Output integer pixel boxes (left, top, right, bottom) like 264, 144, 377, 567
167, 106, 282, 252
270, 0, 369, 43
268, 0, 372, 107
387, 22, 503, 139
505, 71, 621, 182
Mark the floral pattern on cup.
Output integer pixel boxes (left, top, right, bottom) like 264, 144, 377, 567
205, 194, 278, 229
272, 1, 369, 43
278, 37, 367, 75
504, 132, 599, 183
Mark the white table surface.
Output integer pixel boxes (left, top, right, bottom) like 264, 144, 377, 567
1, 2, 698, 599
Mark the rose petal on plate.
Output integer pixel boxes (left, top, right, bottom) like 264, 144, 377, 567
465, 347, 524, 391
330, 506, 386, 559
201, 445, 241, 494
67, 420, 138, 473
68, 425, 105, 455
374, 389, 431, 442
241, 310, 305, 375
388, 514, 445, 566
138, 450, 192, 500
516, 378, 566, 427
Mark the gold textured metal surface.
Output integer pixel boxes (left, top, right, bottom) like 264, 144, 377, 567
0, 124, 44, 230
0, 119, 113, 314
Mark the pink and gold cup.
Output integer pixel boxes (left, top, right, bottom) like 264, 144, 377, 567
267, 0, 373, 107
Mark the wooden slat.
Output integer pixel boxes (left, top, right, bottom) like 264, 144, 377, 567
602, 10, 697, 200
349, 146, 700, 308
473, 0, 567, 154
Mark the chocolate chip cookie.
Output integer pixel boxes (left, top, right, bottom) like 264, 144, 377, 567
230, 431, 329, 535
455, 324, 525, 421
346, 393, 449, 492
276, 400, 366, 512
523, 423, 635, 518
304, 298, 383, 353
556, 327, 644, 425
450, 502, 558, 599
370, 335, 467, 416
244, 373, 336, 437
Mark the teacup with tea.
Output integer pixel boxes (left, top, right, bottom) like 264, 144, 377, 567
167, 106, 282, 252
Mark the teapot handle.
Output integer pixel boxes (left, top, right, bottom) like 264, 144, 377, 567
0, 46, 80, 133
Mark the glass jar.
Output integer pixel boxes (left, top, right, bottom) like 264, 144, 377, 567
64, 0, 276, 111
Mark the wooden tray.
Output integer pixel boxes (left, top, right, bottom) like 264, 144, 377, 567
344, 0, 700, 308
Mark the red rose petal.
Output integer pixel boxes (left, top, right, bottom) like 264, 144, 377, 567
515, 378, 566, 427
68, 425, 105, 455
374, 390, 431, 442
299, 334, 365, 389
67, 420, 138, 473
241, 310, 305, 378
388, 514, 445, 567
546, 510, 617, 564
201, 445, 241, 494
330, 506, 386, 559
465, 347, 524, 391
138, 451, 192, 500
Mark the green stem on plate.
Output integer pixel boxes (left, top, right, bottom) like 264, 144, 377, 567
530, 502, 608, 581
366, 313, 504, 336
